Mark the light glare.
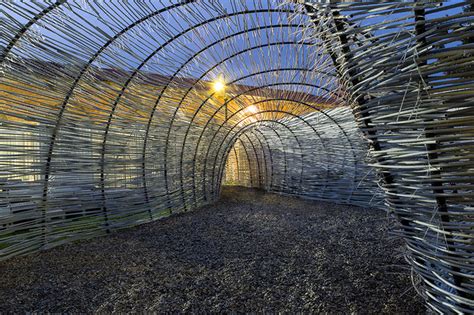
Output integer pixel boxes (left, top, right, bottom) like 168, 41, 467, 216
246, 105, 258, 113
213, 79, 225, 92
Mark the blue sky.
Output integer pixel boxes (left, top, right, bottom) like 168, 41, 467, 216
2, 0, 468, 88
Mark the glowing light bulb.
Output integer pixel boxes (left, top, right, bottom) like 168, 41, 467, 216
246, 105, 258, 113
213, 78, 226, 92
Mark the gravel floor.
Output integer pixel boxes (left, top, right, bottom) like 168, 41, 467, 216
0, 187, 425, 313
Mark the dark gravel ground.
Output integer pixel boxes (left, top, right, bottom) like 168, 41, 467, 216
0, 186, 425, 313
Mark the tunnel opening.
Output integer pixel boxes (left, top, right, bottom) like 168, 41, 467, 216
220, 109, 382, 207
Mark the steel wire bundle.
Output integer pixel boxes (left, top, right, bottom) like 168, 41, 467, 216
0, 0, 367, 258
303, 0, 474, 312
222, 107, 384, 207
0, 0, 473, 313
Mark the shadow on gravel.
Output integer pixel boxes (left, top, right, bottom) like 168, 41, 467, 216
0, 186, 425, 313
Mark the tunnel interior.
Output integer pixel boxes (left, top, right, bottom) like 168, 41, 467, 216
0, 0, 382, 254
221, 107, 382, 207
1, 1, 473, 313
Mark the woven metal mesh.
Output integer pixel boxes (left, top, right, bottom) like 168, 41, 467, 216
303, 1, 474, 311
222, 108, 383, 207
1, 0, 473, 312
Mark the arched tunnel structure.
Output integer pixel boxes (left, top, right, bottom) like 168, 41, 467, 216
0, 1, 473, 312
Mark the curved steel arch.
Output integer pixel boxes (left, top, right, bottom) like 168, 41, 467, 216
214, 118, 306, 199
97, 15, 304, 219
179, 83, 339, 204
1, 0, 67, 62
10, 2, 300, 232
35, 0, 200, 233
203, 124, 281, 208
125, 39, 316, 209
139, 24, 305, 206
131, 25, 311, 207
148, 40, 315, 205
0, 0, 375, 258
220, 123, 302, 196
222, 127, 281, 193
191, 96, 359, 200
219, 125, 282, 202
2, 1, 473, 313
203, 109, 324, 200
193, 100, 329, 195
213, 109, 364, 201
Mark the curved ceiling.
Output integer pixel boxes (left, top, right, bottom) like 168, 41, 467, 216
1, 1, 473, 313
0, 0, 362, 258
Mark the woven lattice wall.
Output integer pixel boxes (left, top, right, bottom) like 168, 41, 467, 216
1, 0, 473, 312
223, 108, 383, 207
0, 0, 358, 259
303, 1, 474, 312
